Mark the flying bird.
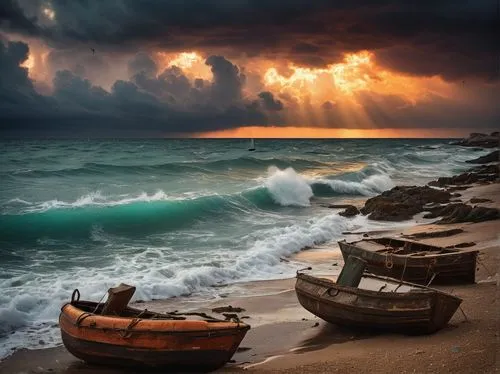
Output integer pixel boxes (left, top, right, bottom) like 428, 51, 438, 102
90, 48, 95, 55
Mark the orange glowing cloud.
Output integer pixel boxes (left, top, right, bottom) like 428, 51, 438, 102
155, 51, 212, 80
21, 53, 35, 71
262, 51, 453, 105
20, 48, 50, 85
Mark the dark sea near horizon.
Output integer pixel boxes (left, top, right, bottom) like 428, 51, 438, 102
0, 138, 487, 357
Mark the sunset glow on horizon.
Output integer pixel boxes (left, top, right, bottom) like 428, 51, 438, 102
192, 126, 472, 139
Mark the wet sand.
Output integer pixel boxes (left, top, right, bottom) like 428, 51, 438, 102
1, 183, 498, 374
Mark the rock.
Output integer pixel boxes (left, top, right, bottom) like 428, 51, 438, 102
425, 203, 499, 224
223, 313, 240, 320
339, 205, 360, 217
429, 164, 498, 187
466, 150, 499, 164
451, 132, 499, 148
404, 228, 464, 239
237, 347, 252, 352
327, 204, 357, 209
211, 282, 229, 288
446, 186, 471, 192
469, 197, 493, 203
360, 186, 451, 221
212, 305, 246, 313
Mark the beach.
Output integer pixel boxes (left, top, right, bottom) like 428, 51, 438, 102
1, 142, 498, 374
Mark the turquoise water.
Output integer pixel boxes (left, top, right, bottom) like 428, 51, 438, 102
0, 139, 484, 357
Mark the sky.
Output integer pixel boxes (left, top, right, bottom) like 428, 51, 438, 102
0, 0, 499, 138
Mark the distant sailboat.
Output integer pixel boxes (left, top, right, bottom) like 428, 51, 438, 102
248, 138, 256, 151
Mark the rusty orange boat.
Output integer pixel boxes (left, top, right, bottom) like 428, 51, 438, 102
59, 286, 250, 371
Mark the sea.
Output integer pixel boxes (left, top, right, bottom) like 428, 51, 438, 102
0, 138, 486, 358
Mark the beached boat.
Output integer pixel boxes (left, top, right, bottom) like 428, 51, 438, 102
338, 237, 478, 285
59, 288, 250, 371
295, 271, 462, 334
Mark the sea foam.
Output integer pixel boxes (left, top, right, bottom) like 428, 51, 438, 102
265, 166, 314, 206
0, 210, 353, 359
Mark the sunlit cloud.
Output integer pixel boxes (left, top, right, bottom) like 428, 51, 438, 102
168, 52, 201, 69
155, 51, 212, 80
261, 50, 455, 109
21, 53, 35, 71
42, 7, 56, 21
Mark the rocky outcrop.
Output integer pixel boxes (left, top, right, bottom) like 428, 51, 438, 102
360, 186, 451, 221
327, 204, 356, 209
339, 205, 360, 217
428, 164, 498, 187
469, 197, 493, 203
466, 150, 499, 164
423, 203, 499, 224
327, 204, 360, 217
451, 132, 499, 148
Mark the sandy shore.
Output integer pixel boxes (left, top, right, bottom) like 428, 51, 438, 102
1, 182, 498, 374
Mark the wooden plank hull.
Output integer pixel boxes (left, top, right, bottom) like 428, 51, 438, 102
295, 273, 462, 334
338, 240, 478, 285
59, 303, 249, 370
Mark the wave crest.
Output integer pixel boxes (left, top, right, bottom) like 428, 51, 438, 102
265, 166, 313, 207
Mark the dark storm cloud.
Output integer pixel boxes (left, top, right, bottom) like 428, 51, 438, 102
1, 38, 498, 137
0, 39, 53, 122
258, 91, 284, 111
2, 0, 498, 81
0, 0, 40, 36
0, 40, 268, 136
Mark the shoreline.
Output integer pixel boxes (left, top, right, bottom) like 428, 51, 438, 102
1, 160, 498, 373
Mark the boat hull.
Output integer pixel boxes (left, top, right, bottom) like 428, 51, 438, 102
59, 303, 249, 370
295, 273, 462, 334
338, 241, 478, 285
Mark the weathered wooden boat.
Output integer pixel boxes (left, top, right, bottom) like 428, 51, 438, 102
295, 270, 462, 334
59, 286, 250, 371
338, 237, 478, 285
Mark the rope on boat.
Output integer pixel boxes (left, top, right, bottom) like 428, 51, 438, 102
120, 317, 142, 338
400, 256, 408, 282
424, 259, 438, 286
426, 272, 437, 287
75, 312, 92, 327
71, 289, 80, 304
91, 289, 109, 315
458, 306, 469, 322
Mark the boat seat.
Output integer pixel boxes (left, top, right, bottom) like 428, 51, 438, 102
101, 284, 136, 316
